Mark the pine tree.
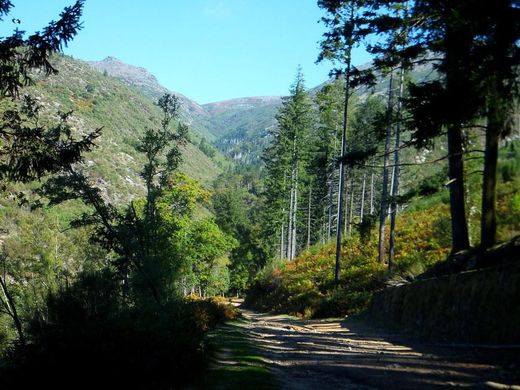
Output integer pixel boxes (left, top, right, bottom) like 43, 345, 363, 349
318, 0, 371, 284
0, 0, 87, 343
263, 69, 314, 260
361, 0, 478, 253
313, 80, 345, 243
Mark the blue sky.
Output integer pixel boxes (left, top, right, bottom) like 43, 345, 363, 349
2, 1, 371, 103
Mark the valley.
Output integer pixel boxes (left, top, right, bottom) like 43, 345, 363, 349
0, 1, 518, 388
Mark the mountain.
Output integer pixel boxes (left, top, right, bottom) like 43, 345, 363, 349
26, 54, 226, 203
84, 56, 437, 168
204, 97, 282, 163
204, 96, 281, 116
87, 57, 284, 164
88, 57, 216, 140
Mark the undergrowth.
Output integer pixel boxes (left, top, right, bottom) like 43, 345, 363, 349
0, 272, 239, 389
246, 205, 454, 319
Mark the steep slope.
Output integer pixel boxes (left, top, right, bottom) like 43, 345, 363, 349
204, 96, 282, 163
88, 57, 216, 140
26, 54, 225, 203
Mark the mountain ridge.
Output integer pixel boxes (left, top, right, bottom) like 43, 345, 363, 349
86, 56, 285, 162
25, 54, 227, 203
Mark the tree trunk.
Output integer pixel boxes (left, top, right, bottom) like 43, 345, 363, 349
388, 65, 405, 270
327, 178, 333, 240
444, 14, 470, 254
287, 171, 295, 259
291, 171, 298, 259
334, 45, 353, 286
280, 218, 285, 259
360, 173, 366, 222
378, 71, 394, 264
447, 123, 470, 253
0, 276, 24, 344
370, 170, 375, 215
344, 174, 350, 234
307, 185, 312, 249
481, 91, 500, 248
348, 177, 354, 233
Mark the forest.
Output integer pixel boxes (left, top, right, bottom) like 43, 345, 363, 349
0, 0, 518, 388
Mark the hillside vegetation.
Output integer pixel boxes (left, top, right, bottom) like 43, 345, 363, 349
0, 0, 519, 388
246, 142, 519, 318
27, 54, 226, 202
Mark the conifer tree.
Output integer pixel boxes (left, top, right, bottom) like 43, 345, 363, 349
263, 69, 313, 260
0, 0, 87, 343
0, 1, 91, 183
364, 0, 519, 251
318, 0, 370, 284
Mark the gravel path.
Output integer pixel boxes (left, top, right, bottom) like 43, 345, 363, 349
237, 308, 520, 389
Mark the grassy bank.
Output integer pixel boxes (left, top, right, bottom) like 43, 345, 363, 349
197, 318, 275, 389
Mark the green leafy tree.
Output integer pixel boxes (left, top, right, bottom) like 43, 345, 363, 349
212, 168, 268, 295
41, 93, 188, 305
180, 218, 237, 297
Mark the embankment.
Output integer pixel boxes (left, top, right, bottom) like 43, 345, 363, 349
367, 260, 520, 343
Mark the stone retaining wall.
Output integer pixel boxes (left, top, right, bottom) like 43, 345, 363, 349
367, 263, 520, 343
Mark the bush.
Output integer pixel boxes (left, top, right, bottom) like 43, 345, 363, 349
246, 205, 452, 319
0, 271, 238, 389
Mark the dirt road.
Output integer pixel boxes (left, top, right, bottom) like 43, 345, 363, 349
237, 309, 520, 389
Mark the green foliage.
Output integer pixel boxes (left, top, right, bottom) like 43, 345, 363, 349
0, 271, 238, 389
246, 204, 453, 318
178, 217, 237, 297
199, 137, 217, 158
212, 167, 269, 295
262, 69, 315, 259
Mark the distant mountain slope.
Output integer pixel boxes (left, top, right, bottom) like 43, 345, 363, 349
206, 62, 437, 165
88, 57, 216, 140
204, 96, 281, 116
26, 54, 225, 203
84, 56, 437, 168
88, 57, 284, 164
204, 97, 282, 163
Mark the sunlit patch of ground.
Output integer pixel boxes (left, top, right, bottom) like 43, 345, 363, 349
238, 309, 520, 389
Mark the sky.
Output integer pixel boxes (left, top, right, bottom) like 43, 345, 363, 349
2, 1, 371, 104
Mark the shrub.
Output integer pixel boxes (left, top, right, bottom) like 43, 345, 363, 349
0, 271, 237, 389
246, 205, 452, 319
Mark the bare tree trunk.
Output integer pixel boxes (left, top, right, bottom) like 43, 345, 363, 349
348, 179, 355, 233
307, 185, 312, 249
0, 275, 24, 344
360, 173, 366, 222
334, 6, 354, 286
281, 172, 287, 259
370, 170, 375, 215
291, 171, 298, 259
287, 170, 295, 259
344, 174, 350, 234
280, 218, 285, 259
378, 71, 394, 264
327, 178, 333, 241
389, 65, 405, 270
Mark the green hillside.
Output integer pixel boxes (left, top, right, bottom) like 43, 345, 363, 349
25, 54, 227, 202
205, 97, 281, 164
